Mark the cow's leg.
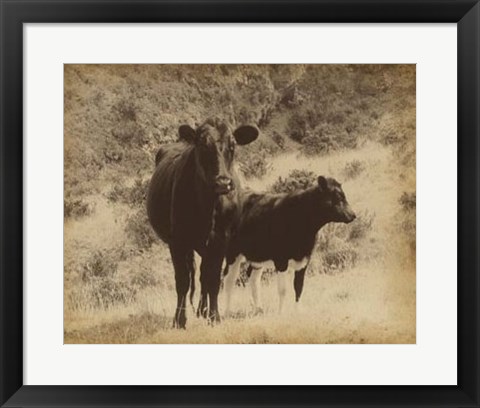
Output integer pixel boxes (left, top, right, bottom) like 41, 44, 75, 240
249, 266, 264, 314
277, 269, 293, 314
205, 257, 224, 324
200, 243, 226, 324
197, 283, 208, 319
169, 243, 193, 329
294, 267, 307, 303
223, 255, 242, 317
197, 256, 208, 319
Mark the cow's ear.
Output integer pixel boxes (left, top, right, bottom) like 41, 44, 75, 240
317, 176, 328, 190
233, 125, 259, 145
178, 125, 196, 144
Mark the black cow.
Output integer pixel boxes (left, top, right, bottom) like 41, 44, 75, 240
147, 118, 258, 328
223, 176, 356, 314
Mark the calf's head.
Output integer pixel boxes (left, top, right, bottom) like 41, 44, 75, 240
179, 118, 258, 194
316, 176, 356, 223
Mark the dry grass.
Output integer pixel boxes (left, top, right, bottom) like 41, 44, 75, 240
64, 260, 415, 344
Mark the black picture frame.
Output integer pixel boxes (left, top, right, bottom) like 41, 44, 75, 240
1, 1, 479, 407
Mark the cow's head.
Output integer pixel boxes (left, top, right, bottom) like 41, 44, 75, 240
316, 176, 356, 223
179, 118, 258, 195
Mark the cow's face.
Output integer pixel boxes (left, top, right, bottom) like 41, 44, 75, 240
179, 118, 258, 195
317, 176, 356, 223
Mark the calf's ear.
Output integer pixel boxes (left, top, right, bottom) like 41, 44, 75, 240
317, 176, 328, 190
178, 125, 196, 144
233, 125, 259, 145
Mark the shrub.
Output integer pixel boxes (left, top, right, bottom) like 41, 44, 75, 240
131, 269, 160, 290
398, 192, 416, 251
302, 135, 338, 156
271, 131, 286, 150
85, 277, 136, 309
106, 183, 127, 204
342, 159, 366, 180
238, 151, 272, 180
103, 148, 123, 163
81, 251, 118, 281
64, 198, 93, 219
79, 251, 136, 309
314, 210, 375, 274
287, 108, 326, 142
399, 192, 416, 211
128, 178, 149, 207
286, 111, 309, 142
322, 248, 358, 272
113, 99, 137, 121
107, 178, 149, 207
111, 121, 146, 145
125, 209, 157, 251
271, 169, 316, 194
347, 211, 375, 241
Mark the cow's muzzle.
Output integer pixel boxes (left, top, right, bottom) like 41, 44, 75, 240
215, 175, 235, 195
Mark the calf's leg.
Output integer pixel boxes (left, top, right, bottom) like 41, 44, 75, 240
277, 269, 294, 314
223, 255, 243, 316
200, 240, 226, 324
249, 266, 264, 313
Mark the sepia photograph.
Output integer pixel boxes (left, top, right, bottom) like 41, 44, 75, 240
64, 64, 416, 344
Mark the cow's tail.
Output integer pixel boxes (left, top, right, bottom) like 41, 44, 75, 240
189, 254, 196, 310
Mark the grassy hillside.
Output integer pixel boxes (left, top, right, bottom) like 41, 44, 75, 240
64, 64, 415, 344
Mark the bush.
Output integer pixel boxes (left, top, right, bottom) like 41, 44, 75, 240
64, 198, 93, 219
85, 277, 135, 309
79, 251, 136, 309
302, 135, 339, 156
125, 209, 157, 251
110, 98, 148, 146
398, 192, 416, 251
131, 269, 160, 290
106, 183, 126, 204
113, 99, 137, 121
107, 178, 149, 207
103, 148, 123, 163
286, 108, 325, 143
342, 159, 366, 180
238, 151, 272, 180
347, 211, 375, 241
111, 121, 146, 145
314, 210, 375, 274
81, 251, 118, 281
322, 248, 358, 272
128, 178, 149, 207
287, 111, 309, 142
271, 131, 286, 150
271, 169, 316, 194
399, 192, 416, 211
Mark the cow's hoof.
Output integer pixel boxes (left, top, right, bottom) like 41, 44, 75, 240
172, 315, 187, 329
208, 311, 221, 325
197, 297, 208, 319
197, 306, 208, 319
